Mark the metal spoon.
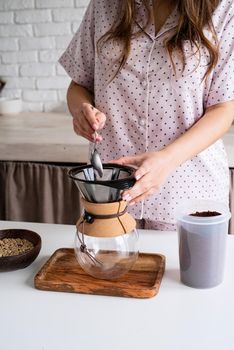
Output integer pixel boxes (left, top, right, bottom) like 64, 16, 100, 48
90, 131, 103, 178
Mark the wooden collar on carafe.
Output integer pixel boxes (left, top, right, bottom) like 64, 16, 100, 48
77, 198, 136, 238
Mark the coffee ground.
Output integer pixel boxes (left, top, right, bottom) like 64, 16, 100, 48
190, 211, 221, 217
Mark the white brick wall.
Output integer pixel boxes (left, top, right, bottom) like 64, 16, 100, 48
0, 0, 89, 112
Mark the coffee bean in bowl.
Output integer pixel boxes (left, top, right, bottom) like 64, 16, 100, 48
0, 229, 41, 271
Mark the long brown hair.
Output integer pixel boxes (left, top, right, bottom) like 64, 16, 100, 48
98, 0, 221, 78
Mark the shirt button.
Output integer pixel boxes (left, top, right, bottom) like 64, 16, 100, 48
139, 118, 146, 127
141, 79, 147, 88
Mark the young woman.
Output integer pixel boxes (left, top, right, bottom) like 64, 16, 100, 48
59, 0, 234, 230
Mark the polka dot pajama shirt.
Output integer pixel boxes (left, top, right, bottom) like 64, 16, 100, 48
59, 0, 234, 230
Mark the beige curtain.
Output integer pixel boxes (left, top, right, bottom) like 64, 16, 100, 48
0, 161, 233, 232
230, 168, 234, 234
0, 161, 81, 225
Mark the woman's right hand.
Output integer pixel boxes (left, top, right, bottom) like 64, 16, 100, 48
73, 102, 106, 142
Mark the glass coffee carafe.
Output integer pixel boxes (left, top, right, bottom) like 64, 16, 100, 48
68, 164, 139, 280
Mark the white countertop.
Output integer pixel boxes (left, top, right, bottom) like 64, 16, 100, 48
0, 220, 233, 350
0, 112, 233, 166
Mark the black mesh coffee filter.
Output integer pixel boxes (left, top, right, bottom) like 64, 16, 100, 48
68, 164, 136, 203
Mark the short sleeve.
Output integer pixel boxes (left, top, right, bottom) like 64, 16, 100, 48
205, 12, 234, 108
59, 0, 95, 92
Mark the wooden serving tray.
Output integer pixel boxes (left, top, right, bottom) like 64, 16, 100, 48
34, 248, 165, 298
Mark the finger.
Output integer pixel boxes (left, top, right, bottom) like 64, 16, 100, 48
82, 104, 106, 130
74, 127, 94, 142
73, 111, 94, 135
134, 162, 151, 180
94, 132, 103, 142
73, 111, 104, 142
128, 188, 156, 206
122, 174, 154, 201
73, 116, 95, 138
109, 155, 142, 167
73, 121, 94, 142
94, 111, 106, 129
82, 103, 99, 129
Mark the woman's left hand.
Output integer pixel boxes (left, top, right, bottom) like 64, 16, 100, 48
111, 150, 175, 205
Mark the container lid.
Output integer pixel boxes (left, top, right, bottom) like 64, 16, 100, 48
176, 199, 231, 225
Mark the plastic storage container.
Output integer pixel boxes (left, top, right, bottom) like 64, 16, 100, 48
176, 199, 231, 288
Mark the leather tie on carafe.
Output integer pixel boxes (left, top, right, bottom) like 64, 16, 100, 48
76, 199, 136, 265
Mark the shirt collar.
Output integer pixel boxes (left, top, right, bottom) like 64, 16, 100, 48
135, 0, 152, 6
134, 1, 179, 41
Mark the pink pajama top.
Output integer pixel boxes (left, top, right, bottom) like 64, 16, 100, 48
59, 0, 234, 230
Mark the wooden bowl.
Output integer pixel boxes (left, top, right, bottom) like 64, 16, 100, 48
0, 229, 41, 271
